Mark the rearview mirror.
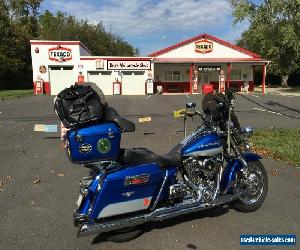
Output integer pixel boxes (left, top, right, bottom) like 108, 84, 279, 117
186, 102, 196, 109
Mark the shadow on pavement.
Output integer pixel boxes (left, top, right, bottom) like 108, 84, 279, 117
265, 101, 300, 114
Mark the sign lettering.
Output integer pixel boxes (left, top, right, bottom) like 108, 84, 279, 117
107, 60, 151, 70
195, 39, 213, 54
49, 47, 72, 62
199, 66, 221, 71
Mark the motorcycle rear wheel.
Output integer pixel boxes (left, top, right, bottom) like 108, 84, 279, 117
232, 160, 268, 213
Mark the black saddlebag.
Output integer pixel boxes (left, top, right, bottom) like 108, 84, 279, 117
54, 85, 106, 128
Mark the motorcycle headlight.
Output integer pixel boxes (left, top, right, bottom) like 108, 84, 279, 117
242, 127, 254, 138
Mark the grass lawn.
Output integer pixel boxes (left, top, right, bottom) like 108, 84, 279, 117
250, 128, 300, 166
0, 89, 33, 99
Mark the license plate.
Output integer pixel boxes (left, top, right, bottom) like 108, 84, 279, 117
76, 194, 83, 208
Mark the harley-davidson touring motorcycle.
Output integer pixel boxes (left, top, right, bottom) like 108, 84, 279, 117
55, 85, 268, 242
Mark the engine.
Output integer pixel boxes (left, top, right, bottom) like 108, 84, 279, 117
182, 155, 223, 202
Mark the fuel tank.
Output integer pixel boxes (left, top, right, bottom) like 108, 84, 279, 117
181, 130, 223, 157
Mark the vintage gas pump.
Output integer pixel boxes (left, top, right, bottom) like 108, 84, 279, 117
34, 79, 44, 95
145, 72, 154, 95
192, 65, 198, 93
113, 78, 122, 95
145, 79, 154, 95
77, 71, 85, 85
219, 70, 225, 93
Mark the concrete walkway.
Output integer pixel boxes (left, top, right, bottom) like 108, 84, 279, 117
253, 86, 300, 96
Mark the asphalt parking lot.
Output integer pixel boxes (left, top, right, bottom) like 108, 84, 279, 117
0, 93, 299, 249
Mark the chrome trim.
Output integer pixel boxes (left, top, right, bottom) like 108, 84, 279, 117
150, 169, 168, 211
213, 166, 222, 200
183, 174, 202, 201
183, 147, 223, 157
77, 193, 241, 237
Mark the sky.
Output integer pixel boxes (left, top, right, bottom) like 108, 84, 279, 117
40, 0, 252, 56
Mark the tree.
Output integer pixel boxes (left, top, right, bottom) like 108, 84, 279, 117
39, 11, 136, 56
230, 0, 300, 86
0, 4, 137, 90
0, 0, 43, 89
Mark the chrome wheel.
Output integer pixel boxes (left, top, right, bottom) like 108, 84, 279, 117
232, 160, 268, 213
240, 165, 265, 204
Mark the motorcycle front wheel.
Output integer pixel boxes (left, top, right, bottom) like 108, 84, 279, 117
232, 160, 268, 212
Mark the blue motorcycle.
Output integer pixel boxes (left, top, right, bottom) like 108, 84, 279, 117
57, 87, 268, 242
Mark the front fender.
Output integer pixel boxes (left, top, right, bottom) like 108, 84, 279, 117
242, 152, 262, 162
221, 152, 262, 192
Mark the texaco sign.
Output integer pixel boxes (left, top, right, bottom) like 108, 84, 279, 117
195, 39, 213, 54
49, 46, 72, 62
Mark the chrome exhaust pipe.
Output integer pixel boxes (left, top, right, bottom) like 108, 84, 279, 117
77, 193, 240, 237
78, 214, 146, 237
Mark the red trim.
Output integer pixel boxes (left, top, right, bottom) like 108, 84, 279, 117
227, 63, 231, 88
189, 64, 193, 94
148, 33, 261, 58
30, 41, 91, 55
153, 58, 267, 63
262, 64, 267, 95
80, 57, 151, 61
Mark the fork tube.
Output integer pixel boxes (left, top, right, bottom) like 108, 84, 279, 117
227, 107, 231, 153
184, 115, 187, 138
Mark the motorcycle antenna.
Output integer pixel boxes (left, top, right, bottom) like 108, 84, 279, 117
185, 94, 192, 101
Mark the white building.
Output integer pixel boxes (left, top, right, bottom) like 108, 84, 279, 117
30, 33, 269, 95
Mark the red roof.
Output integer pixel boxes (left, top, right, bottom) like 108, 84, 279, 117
30, 40, 91, 55
154, 58, 267, 63
148, 33, 261, 58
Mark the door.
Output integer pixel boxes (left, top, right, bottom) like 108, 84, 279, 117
49, 66, 75, 95
87, 71, 113, 95
121, 71, 146, 95
198, 72, 210, 93
199, 72, 210, 84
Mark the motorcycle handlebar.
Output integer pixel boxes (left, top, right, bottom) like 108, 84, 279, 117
180, 110, 204, 120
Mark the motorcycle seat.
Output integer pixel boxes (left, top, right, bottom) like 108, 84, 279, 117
118, 144, 182, 168
104, 106, 135, 132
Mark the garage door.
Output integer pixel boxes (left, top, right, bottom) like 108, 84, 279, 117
49, 66, 76, 95
88, 71, 113, 95
121, 71, 145, 95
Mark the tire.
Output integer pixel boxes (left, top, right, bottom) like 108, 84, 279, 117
232, 160, 268, 213
104, 226, 144, 243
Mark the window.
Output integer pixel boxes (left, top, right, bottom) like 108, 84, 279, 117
63, 66, 74, 70
165, 71, 180, 81
230, 70, 241, 80
122, 71, 134, 75
50, 66, 61, 70
100, 71, 112, 75
133, 71, 144, 75
122, 71, 144, 75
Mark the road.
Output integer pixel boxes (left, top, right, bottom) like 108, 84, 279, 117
0, 93, 299, 249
